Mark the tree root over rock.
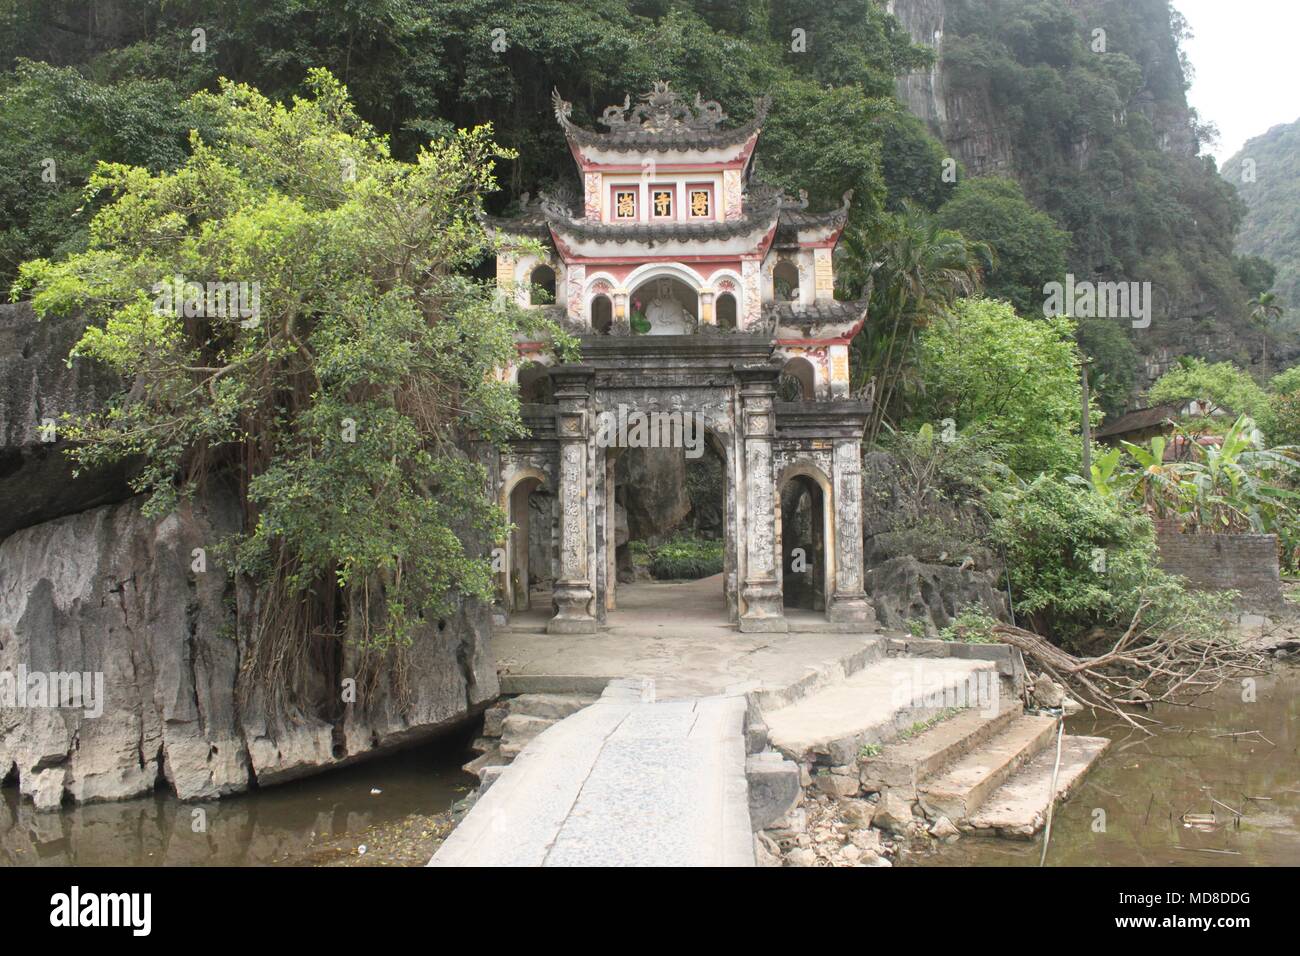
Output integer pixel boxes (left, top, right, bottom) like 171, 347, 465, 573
959, 603, 1271, 735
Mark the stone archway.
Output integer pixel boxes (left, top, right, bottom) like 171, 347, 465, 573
499, 467, 553, 614
603, 420, 733, 624
778, 463, 835, 618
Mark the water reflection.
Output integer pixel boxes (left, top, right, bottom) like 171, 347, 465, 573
907, 672, 1300, 866
1, 735, 477, 866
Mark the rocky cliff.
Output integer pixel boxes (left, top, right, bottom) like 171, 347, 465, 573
0, 302, 135, 539
0, 304, 498, 810
890, 0, 1257, 373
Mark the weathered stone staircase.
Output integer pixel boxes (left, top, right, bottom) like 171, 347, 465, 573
465, 692, 599, 777
755, 650, 1109, 840
446, 637, 1111, 865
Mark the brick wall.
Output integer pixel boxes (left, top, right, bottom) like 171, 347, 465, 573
1154, 522, 1283, 608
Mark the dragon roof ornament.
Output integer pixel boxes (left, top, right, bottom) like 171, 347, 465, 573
551, 85, 771, 151
598, 81, 727, 133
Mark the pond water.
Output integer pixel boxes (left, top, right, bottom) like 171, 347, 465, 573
8, 672, 1298, 867
904, 670, 1300, 867
0, 730, 478, 866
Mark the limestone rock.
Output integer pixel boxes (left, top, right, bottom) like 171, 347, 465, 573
814, 770, 860, 798
0, 302, 136, 540
930, 816, 960, 842
866, 556, 1008, 636
786, 847, 818, 867
1031, 676, 1067, 708
839, 798, 876, 828
0, 486, 497, 808
872, 791, 916, 834
754, 831, 783, 867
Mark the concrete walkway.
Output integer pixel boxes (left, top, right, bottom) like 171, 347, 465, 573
496, 576, 883, 704
430, 681, 754, 867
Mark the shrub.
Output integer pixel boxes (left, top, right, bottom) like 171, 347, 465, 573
648, 535, 724, 580
991, 476, 1228, 644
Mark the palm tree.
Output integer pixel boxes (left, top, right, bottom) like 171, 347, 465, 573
1248, 291, 1284, 378
837, 203, 991, 443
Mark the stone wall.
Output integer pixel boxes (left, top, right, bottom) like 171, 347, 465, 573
0, 487, 498, 809
1154, 523, 1284, 609
0, 301, 499, 810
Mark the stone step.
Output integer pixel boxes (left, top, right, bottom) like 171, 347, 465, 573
860, 699, 1024, 798
499, 713, 558, 758
917, 713, 1058, 821
507, 693, 598, 721
763, 657, 999, 766
965, 734, 1110, 838
481, 704, 509, 738
462, 749, 505, 778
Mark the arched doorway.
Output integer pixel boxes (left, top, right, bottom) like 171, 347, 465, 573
500, 471, 554, 614
778, 467, 833, 616
516, 362, 554, 403
529, 264, 556, 305
591, 294, 613, 334
604, 423, 733, 623
716, 292, 737, 330
773, 260, 800, 302
629, 276, 699, 334
779, 356, 817, 401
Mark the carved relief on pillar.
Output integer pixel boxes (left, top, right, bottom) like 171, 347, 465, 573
584, 173, 601, 220
737, 367, 787, 633
829, 343, 851, 398
723, 168, 743, 221
741, 258, 762, 329
828, 438, 875, 626
548, 367, 597, 633
813, 247, 834, 302
565, 263, 587, 325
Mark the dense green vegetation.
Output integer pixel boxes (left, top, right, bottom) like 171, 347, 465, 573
907, 298, 1087, 476
941, 0, 1253, 352
1226, 118, 1300, 323
3, 0, 1293, 662
15, 72, 566, 658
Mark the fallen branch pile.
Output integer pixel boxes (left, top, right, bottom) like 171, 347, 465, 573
957, 602, 1271, 734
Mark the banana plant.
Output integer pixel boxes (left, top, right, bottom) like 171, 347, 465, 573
1119, 434, 1186, 519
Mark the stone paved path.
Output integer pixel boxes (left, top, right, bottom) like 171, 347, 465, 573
429, 681, 754, 867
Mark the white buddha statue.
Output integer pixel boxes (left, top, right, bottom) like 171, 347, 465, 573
643, 278, 694, 335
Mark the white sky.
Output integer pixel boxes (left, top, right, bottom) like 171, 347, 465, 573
1173, 0, 1300, 164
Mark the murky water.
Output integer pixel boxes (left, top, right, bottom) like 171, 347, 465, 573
906, 670, 1300, 866
0, 732, 477, 866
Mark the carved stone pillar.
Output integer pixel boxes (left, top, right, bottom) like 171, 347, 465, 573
737, 366, 787, 633
828, 436, 876, 626
548, 367, 597, 634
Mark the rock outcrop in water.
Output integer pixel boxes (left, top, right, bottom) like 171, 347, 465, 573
0, 303, 498, 810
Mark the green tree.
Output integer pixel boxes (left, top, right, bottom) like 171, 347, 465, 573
0, 60, 194, 286
908, 297, 1087, 476
1076, 317, 1138, 419
1248, 291, 1284, 378
14, 72, 567, 666
935, 176, 1068, 315
837, 204, 989, 441
1148, 358, 1270, 421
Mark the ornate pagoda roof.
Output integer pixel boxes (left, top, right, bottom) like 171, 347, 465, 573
485, 182, 853, 249
552, 81, 771, 153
